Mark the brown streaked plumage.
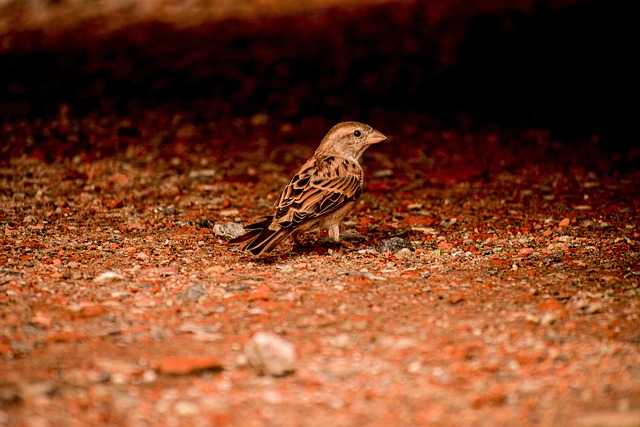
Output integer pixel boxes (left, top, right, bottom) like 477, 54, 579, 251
230, 121, 387, 255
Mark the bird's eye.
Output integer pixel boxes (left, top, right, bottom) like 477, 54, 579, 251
353, 130, 362, 137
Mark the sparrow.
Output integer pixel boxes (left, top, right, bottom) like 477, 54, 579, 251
230, 121, 387, 255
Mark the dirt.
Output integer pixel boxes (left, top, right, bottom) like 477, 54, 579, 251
1, 110, 639, 426
1, 1, 639, 426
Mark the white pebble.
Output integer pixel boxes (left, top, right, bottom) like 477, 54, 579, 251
244, 332, 296, 376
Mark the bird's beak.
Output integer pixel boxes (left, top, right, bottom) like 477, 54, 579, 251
367, 129, 387, 145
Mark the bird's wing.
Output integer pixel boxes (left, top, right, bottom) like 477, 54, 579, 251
273, 156, 363, 229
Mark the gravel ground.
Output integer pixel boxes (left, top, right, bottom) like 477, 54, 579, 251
1, 112, 639, 426
1, 1, 639, 426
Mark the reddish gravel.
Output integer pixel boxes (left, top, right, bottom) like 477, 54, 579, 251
1, 1, 639, 426
1, 111, 639, 426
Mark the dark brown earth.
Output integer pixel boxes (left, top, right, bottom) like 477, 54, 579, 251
1, 1, 639, 426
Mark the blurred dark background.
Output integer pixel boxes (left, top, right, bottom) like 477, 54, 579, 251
0, 0, 638, 152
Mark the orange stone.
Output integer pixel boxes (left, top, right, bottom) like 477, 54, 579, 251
448, 292, 465, 304
537, 299, 563, 312
47, 331, 87, 343
158, 356, 223, 375
78, 304, 108, 319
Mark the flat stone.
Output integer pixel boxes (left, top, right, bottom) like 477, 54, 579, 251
379, 237, 414, 254
244, 332, 296, 377
158, 356, 223, 375
214, 222, 245, 240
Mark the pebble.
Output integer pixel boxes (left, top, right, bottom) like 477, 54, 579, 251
23, 215, 38, 224
213, 222, 245, 240
159, 356, 222, 375
196, 218, 215, 228
395, 247, 415, 259
574, 411, 640, 427
174, 401, 200, 416
448, 292, 465, 304
379, 237, 414, 254
94, 271, 125, 283
372, 169, 394, 178
188, 169, 217, 179
339, 230, 366, 243
0, 383, 21, 405
244, 332, 296, 376
218, 209, 240, 217
21, 381, 56, 400
179, 284, 207, 300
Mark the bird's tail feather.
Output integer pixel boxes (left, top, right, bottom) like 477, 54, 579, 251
243, 228, 292, 255
229, 217, 273, 244
229, 216, 292, 255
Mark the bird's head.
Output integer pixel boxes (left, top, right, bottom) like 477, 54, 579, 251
316, 121, 387, 161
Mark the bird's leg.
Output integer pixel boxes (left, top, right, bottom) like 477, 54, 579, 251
328, 225, 359, 251
328, 225, 340, 242
290, 231, 303, 248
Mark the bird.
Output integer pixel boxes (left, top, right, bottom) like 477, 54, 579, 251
230, 121, 387, 255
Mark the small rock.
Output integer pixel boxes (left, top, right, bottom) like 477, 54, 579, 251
109, 173, 130, 185
437, 241, 454, 249
251, 112, 270, 125
559, 217, 571, 228
136, 252, 149, 261
47, 331, 87, 343
23, 215, 37, 224
542, 255, 561, 265
159, 356, 223, 375
213, 222, 245, 240
179, 284, 207, 300
0, 383, 21, 405
219, 209, 240, 217
372, 169, 394, 178
584, 302, 603, 314
205, 265, 228, 274
574, 411, 640, 427
339, 230, 366, 244
244, 332, 296, 376
112, 390, 139, 414
30, 311, 52, 328
174, 400, 200, 416
573, 205, 592, 211
78, 304, 109, 319
541, 313, 557, 326
448, 292, 465, 304
94, 271, 125, 283
196, 218, 215, 228
188, 169, 217, 179
380, 237, 414, 254
395, 247, 414, 259
21, 381, 57, 400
